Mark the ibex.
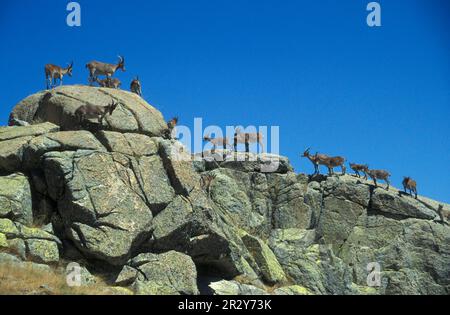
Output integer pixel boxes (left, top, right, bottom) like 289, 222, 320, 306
402, 177, 418, 199
45, 62, 73, 89
95, 77, 121, 89
130, 77, 142, 96
350, 163, 369, 179
74, 99, 119, 124
204, 134, 231, 151
164, 117, 179, 139
317, 154, 346, 176
301, 148, 320, 175
234, 128, 264, 153
367, 169, 391, 190
437, 205, 449, 224
86, 56, 125, 85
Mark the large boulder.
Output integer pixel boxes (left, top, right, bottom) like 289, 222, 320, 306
10, 86, 167, 137
117, 251, 199, 295
43, 150, 154, 265
0, 123, 59, 172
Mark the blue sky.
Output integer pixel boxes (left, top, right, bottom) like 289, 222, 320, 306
0, 0, 449, 202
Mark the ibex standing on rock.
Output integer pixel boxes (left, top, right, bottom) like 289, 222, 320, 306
45, 62, 73, 89
350, 163, 369, 180
302, 148, 320, 175
367, 169, 391, 190
315, 153, 346, 176
95, 77, 122, 89
130, 77, 142, 96
204, 134, 231, 152
234, 128, 264, 153
75, 99, 119, 124
86, 56, 125, 85
437, 205, 449, 224
164, 117, 178, 139
402, 177, 418, 199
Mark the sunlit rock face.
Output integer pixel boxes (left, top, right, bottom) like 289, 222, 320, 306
0, 85, 449, 295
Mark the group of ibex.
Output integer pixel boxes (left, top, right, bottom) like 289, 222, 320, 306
43, 58, 427, 203
302, 148, 418, 199
44, 56, 142, 96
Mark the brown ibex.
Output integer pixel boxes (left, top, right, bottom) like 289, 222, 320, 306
164, 117, 179, 139
315, 153, 346, 176
437, 205, 449, 224
95, 77, 121, 89
45, 62, 73, 89
234, 128, 264, 153
402, 177, 418, 199
130, 77, 142, 96
204, 134, 231, 151
86, 56, 125, 85
367, 169, 391, 190
74, 99, 119, 124
350, 163, 369, 179
301, 148, 320, 175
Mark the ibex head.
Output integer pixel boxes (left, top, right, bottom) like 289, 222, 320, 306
67, 61, 74, 77
117, 56, 126, 72
302, 148, 311, 157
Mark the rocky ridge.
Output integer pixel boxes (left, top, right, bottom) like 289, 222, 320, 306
0, 85, 449, 295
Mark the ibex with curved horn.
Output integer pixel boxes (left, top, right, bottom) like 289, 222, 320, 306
301, 148, 320, 175
75, 99, 119, 124
45, 62, 73, 89
86, 56, 125, 85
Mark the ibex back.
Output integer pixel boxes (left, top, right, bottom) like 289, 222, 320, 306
86, 56, 125, 85
234, 128, 264, 153
74, 99, 119, 124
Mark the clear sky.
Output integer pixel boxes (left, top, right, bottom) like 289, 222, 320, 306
0, 0, 449, 202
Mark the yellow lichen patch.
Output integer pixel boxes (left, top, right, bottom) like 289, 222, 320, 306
0, 233, 8, 248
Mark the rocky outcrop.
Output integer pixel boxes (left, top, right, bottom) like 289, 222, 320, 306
10, 85, 167, 137
1, 85, 449, 295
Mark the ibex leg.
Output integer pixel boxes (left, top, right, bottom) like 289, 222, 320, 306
245, 134, 250, 153
314, 164, 319, 175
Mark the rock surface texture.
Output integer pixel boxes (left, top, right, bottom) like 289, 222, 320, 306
1, 86, 449, 295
